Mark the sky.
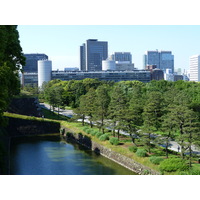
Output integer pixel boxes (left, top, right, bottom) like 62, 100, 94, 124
18, 25, 200, 71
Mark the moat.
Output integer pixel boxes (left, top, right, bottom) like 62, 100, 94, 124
10, 135, 137, 175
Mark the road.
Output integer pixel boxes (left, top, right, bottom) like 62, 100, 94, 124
40, 102, 200, 155
39, 103, 74, 118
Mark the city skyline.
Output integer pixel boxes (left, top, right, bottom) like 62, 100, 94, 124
18, 25, 200, 71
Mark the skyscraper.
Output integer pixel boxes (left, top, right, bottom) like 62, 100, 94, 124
80, 39, 108, 71
23, 53, 48, 73
144, 50, 174, 73
189, 55, 200, 82
111, 52, 132, 63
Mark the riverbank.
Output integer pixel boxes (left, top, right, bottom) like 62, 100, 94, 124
62, 129, 159, 175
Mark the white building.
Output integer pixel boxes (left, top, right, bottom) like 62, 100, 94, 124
102, 59, 116, 71
38, 60, 52, 87
164, 68, 174, 81
190, 55, 200, 82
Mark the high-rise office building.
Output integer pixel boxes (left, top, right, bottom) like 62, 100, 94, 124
111, 52, 132, 63
80, 39, 108, 71
80, 44, 86, 71
23, 53, 48, 73
144, 50, 174, 73
189, 55, 200, 82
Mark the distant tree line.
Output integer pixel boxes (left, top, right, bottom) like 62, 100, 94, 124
42, 79, 200, 165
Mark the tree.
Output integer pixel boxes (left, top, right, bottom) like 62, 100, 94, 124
94, 85, 110, 134
159, 113, 177, 158
167, 105, 199, 160
125, 87, 144, 146
0, 25, 25, 126
73, 95, 88, 126
84, 88, 97, 128
141, 91, 163, 153
108, 85, 128, 138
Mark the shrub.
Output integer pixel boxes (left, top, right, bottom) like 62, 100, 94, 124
85, 129, 93, 134
159, 158, 189, 172
99, 134, 110, 141
109, 137, 119, 145
91, 130, 97, 136
129, 146, 138, 153
96, 132, 103, 138
149, 156, 164, 165
136, 148, 147, 157
151, 148, 165, 156
178, 169, 200, 175
83, 127, 89, 132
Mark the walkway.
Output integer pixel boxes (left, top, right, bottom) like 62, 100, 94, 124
40, 102, 200, 155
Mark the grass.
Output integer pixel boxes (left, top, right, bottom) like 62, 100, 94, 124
3, 112, 59, 124
41, 108, 70, 121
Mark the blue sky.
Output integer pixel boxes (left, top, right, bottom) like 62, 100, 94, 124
18, 25, 200, 71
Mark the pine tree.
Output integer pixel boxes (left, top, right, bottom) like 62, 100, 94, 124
142, 91, 163, 153
108, 85, 128, 138
94, 85, 110, 134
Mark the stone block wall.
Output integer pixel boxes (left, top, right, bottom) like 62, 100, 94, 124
62, 127, 160, 175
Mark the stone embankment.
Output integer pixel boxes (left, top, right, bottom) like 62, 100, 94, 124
8, 97, 42, 117
6, 117, 60, 136
61, 126, 160, 175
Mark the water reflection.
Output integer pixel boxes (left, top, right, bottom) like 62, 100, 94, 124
10, 135, 136, 175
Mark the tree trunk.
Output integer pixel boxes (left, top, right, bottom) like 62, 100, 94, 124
89, 120, 93, 128
82, 114, 85, 126
165, 141, 169, 158
117, 129, 120, 140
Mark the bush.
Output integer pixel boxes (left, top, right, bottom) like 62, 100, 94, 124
149, 156, 164, 165
151, 148, 165, 156
179, 169, 200, 175
129, 146, 138, 153
96, 132, 103, 138
109, 137, 119, 145
91, 130, 97, 136
99, 134, 110, 141
83, 127, 89, 132
85, 129, 93, 134
159, 158, 189, 172
136, 148, 147, 157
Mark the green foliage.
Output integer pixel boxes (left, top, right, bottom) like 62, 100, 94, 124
136, 148, 147, 157
83, 127, 89, 132
149, 156, 164, 165
91, 130, 97, 136
0, 26, 25, 126
96, 131, 103, 138
159, 158, 189, 172
151, 148, 166, 156
99, 133, 110, 141
178, 169, 200, 175
85, 129, 93, 134
128, 146, 138, 153
109, 137, 119, 145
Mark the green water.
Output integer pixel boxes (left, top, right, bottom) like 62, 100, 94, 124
10, 135, 137, 175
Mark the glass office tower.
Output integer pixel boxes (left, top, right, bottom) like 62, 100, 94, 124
80, 39, 108, 71
111, 52, 132, 63
144, 50, 174, 73
23, 53, 48, 73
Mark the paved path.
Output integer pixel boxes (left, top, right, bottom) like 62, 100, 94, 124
39, 103, 74, 118
40, 102, 200, 155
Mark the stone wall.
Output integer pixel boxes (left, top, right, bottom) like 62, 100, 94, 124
62, 127, 160, 175
6, 117, 60, 136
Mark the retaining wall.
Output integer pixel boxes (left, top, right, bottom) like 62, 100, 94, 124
61, 127, 160, 175
6, 117, 60, 136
